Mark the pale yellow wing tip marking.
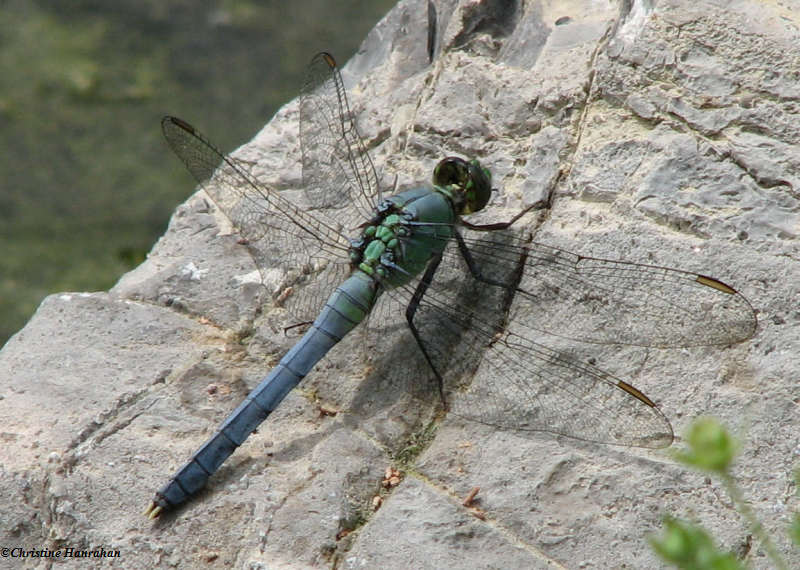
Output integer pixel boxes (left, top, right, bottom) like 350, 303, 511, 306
143, 502, 162, 519
321, 52, 337, 68
617, 380, 674, 448
617, 380, 656, 407
696, 274, 736, 295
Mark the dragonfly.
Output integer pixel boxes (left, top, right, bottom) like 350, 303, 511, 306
144, 52, 757, 518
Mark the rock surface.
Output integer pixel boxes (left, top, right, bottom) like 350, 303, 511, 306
2, 0, 799, 568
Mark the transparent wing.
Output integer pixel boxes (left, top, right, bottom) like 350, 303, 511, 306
161, 116, 352, 323
299, 52, 381, 228
163, 53, 389, 322
401, 279, 674, 448
370, 222, 756, 448
452, 231, 757, 348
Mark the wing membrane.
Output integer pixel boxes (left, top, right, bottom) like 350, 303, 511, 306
162, 116, 352, 322
450, 230, 757, 348
300, 52, 381, 225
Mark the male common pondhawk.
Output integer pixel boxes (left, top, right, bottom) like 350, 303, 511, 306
144, 52, 756, 518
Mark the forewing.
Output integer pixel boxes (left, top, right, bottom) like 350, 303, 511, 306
162, 116, 352, 323
449, 231, 757, 348
300, 52, 381, 228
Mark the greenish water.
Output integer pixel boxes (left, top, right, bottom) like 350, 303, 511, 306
0, 0, 395, 346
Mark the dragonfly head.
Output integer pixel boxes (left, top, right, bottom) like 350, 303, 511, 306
433, 157, 492, 215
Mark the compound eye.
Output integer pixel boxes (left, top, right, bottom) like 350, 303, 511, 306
465, 159, 492, 214
432, 157, 492, 215
433, 157, 470, 188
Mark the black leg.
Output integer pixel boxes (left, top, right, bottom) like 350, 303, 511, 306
406, 207, 537, 409
460, 198, 548, 232
454, 229, 530, 335
454, 230, 517, 288
283, 320, 313, 336
405, 252, 449, 407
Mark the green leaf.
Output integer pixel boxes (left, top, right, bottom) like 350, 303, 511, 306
674, 417, 737, 474
650, 516, 745, 570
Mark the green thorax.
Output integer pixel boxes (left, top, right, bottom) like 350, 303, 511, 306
350, 156, 492, 289
352, 187, 456, 289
